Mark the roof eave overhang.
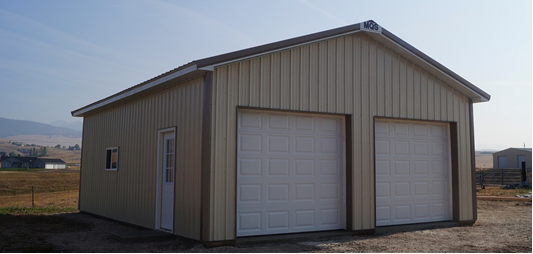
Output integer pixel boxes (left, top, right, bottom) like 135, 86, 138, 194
73, 21, 491, 117
197, 23, 490, 104
71, 64, 206, 117
368, 29, 491, 103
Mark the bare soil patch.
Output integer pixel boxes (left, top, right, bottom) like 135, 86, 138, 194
0, 200, 530, 252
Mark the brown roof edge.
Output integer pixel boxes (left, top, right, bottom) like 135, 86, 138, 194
71, 62, 200, 117
195, 21, 490, 102
73, 20, 491, 117
380, 28, 491, 102
195, 23, 362, 68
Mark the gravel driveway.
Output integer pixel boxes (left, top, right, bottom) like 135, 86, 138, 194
2, 199, 531, 252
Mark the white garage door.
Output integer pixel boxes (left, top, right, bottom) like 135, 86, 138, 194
237, 110, 345, 237
375, 119, 452, 226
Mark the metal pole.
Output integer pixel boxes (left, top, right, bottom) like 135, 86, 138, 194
501, 168, 504, 186
521, 161, 527, 185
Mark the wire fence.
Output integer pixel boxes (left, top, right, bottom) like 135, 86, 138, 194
476, 168, 532, 187
0, 185, 79, 208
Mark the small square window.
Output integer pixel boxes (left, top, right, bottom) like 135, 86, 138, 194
105, 147, 119, 171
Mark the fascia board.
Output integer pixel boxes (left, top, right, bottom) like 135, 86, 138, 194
371, 30, 491, 103
72, 64, 199, 117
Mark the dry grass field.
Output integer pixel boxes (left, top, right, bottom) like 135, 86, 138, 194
475, 151, 494, 169
0, 171, 79, 208
0, 171, 530, 252
0, 138, 81, 164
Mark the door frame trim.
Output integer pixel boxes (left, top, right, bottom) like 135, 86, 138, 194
234, 108, 347, 237
155, 127, 177, 233
373, 118, 454, 226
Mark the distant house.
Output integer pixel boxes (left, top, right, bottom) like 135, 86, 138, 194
33, 158, 67, 169
0, 157, 66, 169
493, 148, 532, 169
0, 157, 37, 168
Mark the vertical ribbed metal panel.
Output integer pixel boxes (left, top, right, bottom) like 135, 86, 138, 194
80, 77, 204, 240
208, 33, 475, 240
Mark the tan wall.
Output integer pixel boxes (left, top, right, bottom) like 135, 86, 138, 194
493, 149, 532, 169
208, 32, 474, 241
80, 77, 204, 240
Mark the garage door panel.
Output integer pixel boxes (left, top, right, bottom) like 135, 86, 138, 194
375, 160, 391, 175
237, 110, 345, 237
414, 142, 429, 155
393, 141, 410, 155
414, 181, 430, 196
376, 119, 451, 227
240, 112, 263, 129
295, 210, 315, 228
238, 184, 262, 203
320, 137, 339, 153
239, 159, 262, 176
268, 114, 289, 130
295, 159, 315, 175
413, 124, 428, 136
267, 159, 289, 176
267, 184, 290, 202
268, 135, 290, 152
414, 204, 430, 219
320, 159, 340, 175
295, 184, 315, 201
393, 122, 409, 136
240, 134, 262, 152
376, 182, 391, 198
295, 116, 315, 131
395, 161, 410, 175
268, 211, 290, 230
295, 137, 315, 153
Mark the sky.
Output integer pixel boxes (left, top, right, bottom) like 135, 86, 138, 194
0, 0, 530, 150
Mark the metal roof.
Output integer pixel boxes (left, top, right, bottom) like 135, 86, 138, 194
72, 20, 491, 117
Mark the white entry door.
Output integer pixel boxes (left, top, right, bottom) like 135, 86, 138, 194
375, 119, 452, 226
160, 131, 175, 231
236, 110, 345, 237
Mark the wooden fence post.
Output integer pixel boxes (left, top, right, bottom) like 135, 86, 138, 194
31, 185, 34, 208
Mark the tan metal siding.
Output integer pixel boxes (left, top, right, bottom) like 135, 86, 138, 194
80, 77, 204, 240
208, 33, 474, 241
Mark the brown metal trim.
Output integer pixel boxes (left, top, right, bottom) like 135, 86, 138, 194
449, 122, 460, 222
468, 99, 478, 222
374, 115, 451, 124
351, 229, 376, 235
236, 106, 348, 117
200, 72, 213, 241
458, 220, 475, 226
380, 29, 490, 101
374, 117, 459, 224
234, 107, 350, 235
73, 21, 490, 118
345, 115, 353, 231
195, 23, 362, 68
78, 118, 86, 211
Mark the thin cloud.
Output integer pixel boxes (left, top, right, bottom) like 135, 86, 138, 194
296, 0, 349, 25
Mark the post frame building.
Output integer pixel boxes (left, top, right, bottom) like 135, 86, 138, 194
72, 21, 490, 243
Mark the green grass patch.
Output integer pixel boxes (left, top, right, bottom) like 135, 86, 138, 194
0, 168, 49, 172
0, 206, 78, 215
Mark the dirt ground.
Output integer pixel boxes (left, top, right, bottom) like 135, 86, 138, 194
1, 199, 531, 253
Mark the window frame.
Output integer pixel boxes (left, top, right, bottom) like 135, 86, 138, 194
105, 147, 119, 171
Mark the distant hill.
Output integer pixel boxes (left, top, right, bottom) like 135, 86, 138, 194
50, 120, 83, 133
0, 117, 82, 138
